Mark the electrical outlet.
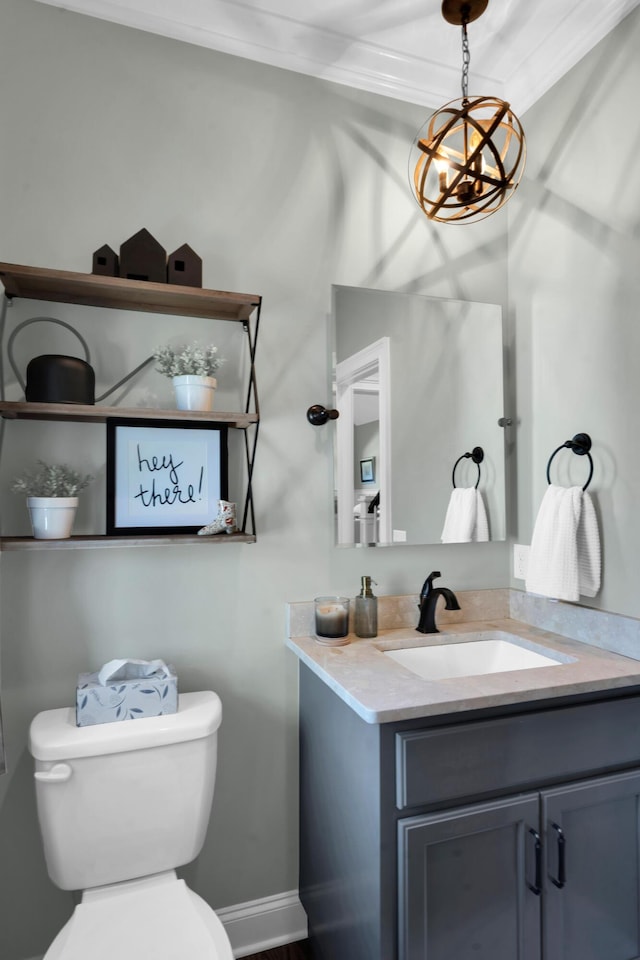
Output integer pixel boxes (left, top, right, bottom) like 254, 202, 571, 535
513, 544, 530, 580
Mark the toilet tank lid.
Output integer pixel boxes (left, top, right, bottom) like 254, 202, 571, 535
29, 691, 222, 762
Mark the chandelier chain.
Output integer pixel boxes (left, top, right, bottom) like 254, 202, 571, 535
461, 22, 470, 100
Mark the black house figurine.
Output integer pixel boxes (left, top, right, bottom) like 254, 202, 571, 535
91, 244, 119, 277
168, 244, 202, 287
119, 228, 167, 283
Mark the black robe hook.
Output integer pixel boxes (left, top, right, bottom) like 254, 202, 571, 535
307, 404, 339, 426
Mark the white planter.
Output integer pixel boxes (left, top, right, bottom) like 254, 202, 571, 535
172, 375, 217, 412
27, 496, 79, 540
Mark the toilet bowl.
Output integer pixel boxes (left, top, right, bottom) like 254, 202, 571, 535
42, 872, 233, 960
29, 691, 234, 960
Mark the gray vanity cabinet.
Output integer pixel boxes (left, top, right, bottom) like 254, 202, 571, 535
397, 770, 640, 960
542, 769, 640, 960
398, 793, 541, 960
298, 663, 640, 960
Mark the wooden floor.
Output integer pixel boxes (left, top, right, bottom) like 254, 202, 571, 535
242, 940, 312, 960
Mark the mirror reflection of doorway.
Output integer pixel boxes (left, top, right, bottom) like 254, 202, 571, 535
335, 337, 391, 545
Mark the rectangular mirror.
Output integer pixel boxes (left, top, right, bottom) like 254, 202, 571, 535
332, 285, 506, 547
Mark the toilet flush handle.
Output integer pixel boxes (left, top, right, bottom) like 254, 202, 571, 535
35, 762, 73, 783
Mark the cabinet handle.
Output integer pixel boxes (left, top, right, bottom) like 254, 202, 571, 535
550, 821, 566, 889
527, 827, 542, 895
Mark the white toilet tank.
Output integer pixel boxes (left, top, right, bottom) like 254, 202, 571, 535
29, 691, 222, 891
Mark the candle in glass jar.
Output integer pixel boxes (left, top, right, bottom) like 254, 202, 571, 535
314, 597, 350, 638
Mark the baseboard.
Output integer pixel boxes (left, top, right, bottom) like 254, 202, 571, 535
218, 889, 308, 958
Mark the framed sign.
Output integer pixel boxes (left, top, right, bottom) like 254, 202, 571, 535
360, 457, 375, 483
106, 418, 228, 535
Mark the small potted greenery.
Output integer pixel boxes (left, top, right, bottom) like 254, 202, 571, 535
153, 341, 224, 412
11, 460, 93, 539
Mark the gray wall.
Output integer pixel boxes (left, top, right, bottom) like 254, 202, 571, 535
0, 2, 510, 957
508, 7, 640, 618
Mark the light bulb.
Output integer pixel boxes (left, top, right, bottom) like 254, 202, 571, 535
433, 154, 449, 193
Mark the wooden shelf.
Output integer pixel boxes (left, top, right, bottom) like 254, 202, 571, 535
0, 262, 261, 322
0, 260, 261, 546
0, 532, 257, 551
0, 400, 258, 429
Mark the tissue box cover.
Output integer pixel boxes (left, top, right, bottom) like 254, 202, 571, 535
76, 663, 178, 727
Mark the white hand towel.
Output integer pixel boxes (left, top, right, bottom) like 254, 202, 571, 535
525, 484, 601, 601
474, 490, 489, 542
576, 490, 601, 597
441, 487, 490, 543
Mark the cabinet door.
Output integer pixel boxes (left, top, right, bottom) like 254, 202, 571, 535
398, 793, 541, 960
542, 769, 640, 960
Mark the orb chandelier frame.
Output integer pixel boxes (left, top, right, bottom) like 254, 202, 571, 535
409, 0, 526, 224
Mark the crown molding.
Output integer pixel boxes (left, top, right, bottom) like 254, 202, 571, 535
34, 0, 640, 113
507, 0, 640, 114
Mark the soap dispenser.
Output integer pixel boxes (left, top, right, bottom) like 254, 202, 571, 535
355, 576, 378, 638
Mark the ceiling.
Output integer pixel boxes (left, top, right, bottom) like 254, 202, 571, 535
35, 0, 639, 113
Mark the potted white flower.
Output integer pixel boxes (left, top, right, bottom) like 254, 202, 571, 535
12, 460, 93, 539
153, 341, 224, 412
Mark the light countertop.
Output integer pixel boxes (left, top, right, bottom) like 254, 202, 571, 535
286, 618, 640, 723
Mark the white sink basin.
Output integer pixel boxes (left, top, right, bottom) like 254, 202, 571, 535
383, 632, 570, 681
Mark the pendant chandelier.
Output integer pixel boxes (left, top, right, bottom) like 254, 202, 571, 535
409, 0, 526, 224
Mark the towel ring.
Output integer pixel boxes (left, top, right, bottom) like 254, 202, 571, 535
546, 432, 593, 491
452, 446, 484, 489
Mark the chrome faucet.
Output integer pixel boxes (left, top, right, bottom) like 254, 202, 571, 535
417, 571, 460, 634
